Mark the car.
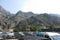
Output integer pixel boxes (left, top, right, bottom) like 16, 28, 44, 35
2, 32, 15, 39
7, 32, 14, 37
23, 32, 34, 36
36, 32, 60, 40
19, 32, 25, 36
14, 32, 25, 38
0, 32, 3, 40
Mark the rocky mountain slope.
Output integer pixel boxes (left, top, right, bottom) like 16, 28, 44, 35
0, 5, 60, 31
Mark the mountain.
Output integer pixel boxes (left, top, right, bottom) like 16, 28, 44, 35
0, 5, 60, 31
36, 13, 60, 25
50, 14, 60, 17
10, 11, 37, 25
14, 13, 60, 31
0, 6, 13, 31
0, 6, 38, 31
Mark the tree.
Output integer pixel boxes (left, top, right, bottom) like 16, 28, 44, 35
13, 21, 28, 32
30, 24, 41, 32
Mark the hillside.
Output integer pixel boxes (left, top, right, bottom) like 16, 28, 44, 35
14, 13, 60, 31
0, 6, 60, 32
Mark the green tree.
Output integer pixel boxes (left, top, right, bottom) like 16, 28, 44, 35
13, 21, 28, 32
30, 24, 41, 32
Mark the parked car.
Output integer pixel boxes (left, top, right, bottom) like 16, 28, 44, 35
0, 32, 3, 40
19, 32, 25, 36
36, 32, 60, 40
2, 32, 15, 39
14, 32, 25, 38
7, 32, 15, 38
24, 32, 34, 36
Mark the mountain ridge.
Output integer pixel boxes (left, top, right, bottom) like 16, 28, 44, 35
0, 6, 60, 31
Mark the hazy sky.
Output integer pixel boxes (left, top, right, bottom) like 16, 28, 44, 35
0, 0, 60, 14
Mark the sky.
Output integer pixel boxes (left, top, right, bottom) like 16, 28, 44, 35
0, 0, 60, 14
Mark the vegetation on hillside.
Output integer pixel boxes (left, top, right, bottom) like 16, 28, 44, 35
0, 6, 60, 32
